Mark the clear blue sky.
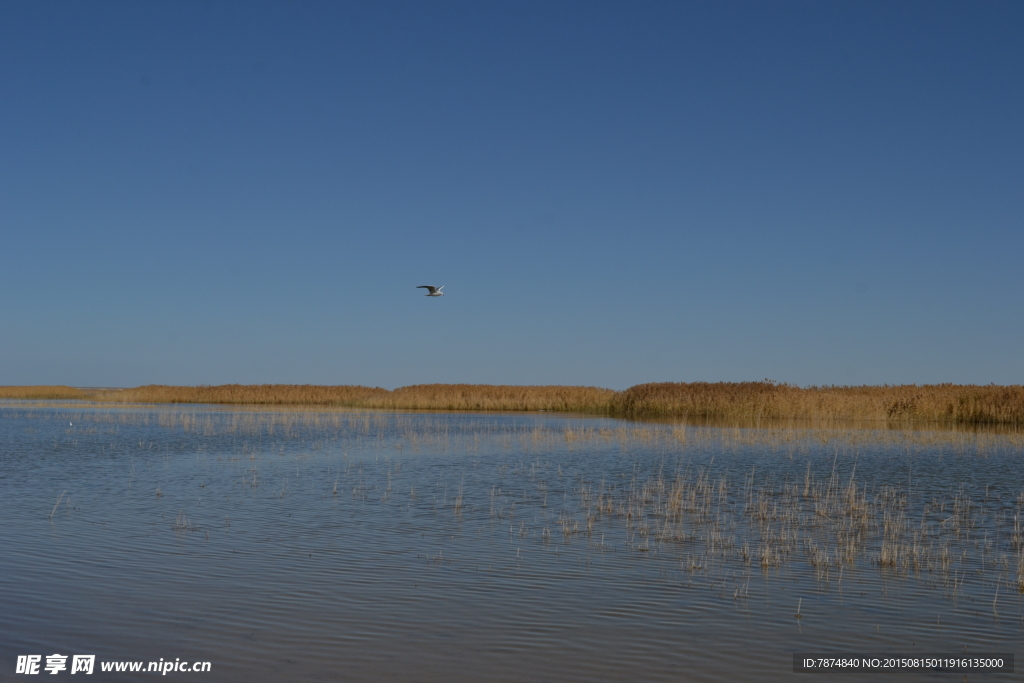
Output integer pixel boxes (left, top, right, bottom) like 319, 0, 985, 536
2, 1, 1022, 389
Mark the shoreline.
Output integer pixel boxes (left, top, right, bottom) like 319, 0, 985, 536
2, 381, 1023, 425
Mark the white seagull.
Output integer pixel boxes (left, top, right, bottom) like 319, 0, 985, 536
417, 285, 444, 297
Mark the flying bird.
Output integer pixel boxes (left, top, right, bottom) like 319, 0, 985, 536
417, 285, 444, 297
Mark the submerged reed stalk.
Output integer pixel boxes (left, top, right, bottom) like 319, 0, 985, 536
48, 490, 66, 521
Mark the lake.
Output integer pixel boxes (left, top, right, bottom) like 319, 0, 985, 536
2, 403, 1021, 681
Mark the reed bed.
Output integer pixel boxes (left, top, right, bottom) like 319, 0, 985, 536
571, 461, 1024, 597
1, 383, 615, 413
0, 385, 87, 400
3, 381, 1024, 424
471, 432, 1024, 599
85, 383, 392, 406
613, 382, 1024, 424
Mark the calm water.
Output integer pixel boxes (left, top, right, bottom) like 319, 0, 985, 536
2, 404, 1021, 681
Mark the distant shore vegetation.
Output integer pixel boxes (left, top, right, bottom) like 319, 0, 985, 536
3, 382, 1024, 425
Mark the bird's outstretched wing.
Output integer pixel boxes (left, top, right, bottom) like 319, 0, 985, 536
417, 286, 438, 294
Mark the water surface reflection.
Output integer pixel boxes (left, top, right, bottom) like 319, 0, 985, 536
2, 404, 1021, 681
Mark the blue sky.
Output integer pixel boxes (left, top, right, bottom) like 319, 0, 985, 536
2, 1, 1022, 389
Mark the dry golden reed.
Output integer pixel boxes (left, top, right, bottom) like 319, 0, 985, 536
385, 384, 615, 412
613, 381, 1024, 424
3, 381, 1024, 424
0, 385, 88, 400
87, 384, 391, 406
84, 383, 615, 412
